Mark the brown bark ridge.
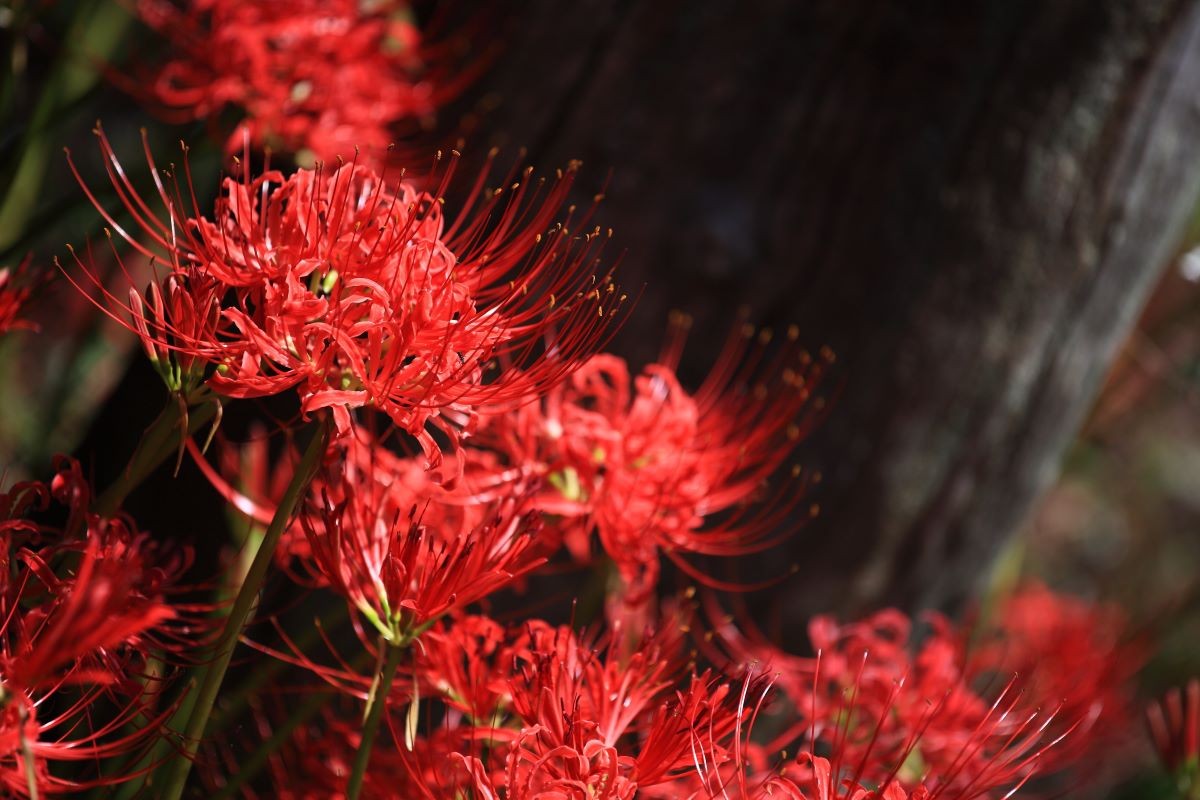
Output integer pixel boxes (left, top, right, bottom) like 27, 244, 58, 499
464, 1, 1200, 621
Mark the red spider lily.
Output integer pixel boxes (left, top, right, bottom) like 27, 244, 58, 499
234, 703, 494, 799
506, 621, 689, 759
684, 665, 1074, 800
65, 129, 624, 476
3, 537, 173, 692
461, 315, 834, 606
415, 610, 690, 737
0, 257, 41, 335
0, 458, 195, 795
1147, 678, 1200, 794
445, 618, 746, 798
702, 603, 1088, 797
415, 613, 525, 722
131, 0, 476, 166
298, 437, 550, 644
1, 457, 196, 678
197, 426, 490, 574
964, 582, 1142, 769
456, 708, 640, 799
689, 709, 1067, 800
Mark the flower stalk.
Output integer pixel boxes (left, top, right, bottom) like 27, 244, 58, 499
95, 395, 217, 517
346, 638, 406, 800
158, 418, 330, 800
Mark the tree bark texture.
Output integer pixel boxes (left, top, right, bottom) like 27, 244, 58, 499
465, 0, 1200, 621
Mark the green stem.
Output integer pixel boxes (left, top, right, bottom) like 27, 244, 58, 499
208, 641, 376, 799
95, 399, 216, 517
108, 450, 341, 800
206, 603, 350, 736
346, 640, 405, 800
157, 421, 330, 800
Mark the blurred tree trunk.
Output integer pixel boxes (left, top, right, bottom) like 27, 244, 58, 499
470, 0, 1200, 620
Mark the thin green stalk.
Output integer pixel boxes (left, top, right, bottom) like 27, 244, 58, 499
95, 399, 216, 517
109, 449, 342, 800
346, 641, 405, 800
108, 515, 252, 800
206, 603, 350, 736
208, 641, 375, 799
157, 421, 330, 800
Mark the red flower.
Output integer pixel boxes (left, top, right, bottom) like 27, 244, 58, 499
1, 458, 192, 681
0, 458, 193, 796
298, 435, 549, 643
0, 257, 40, 335
462, 317, 833, 605
132, 0, 471, 165
449, 618, 745, 798
416, 613, 525, 722
66, 129, 623, 473
1147, 678, 1200, 787
964, 582, 1143, 769
703, 601, 1107, 797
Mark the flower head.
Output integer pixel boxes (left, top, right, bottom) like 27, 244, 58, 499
1147, 678, 1200, 795
703, 598, 1120, 798
452, 618, 747, 799
415, 613, 525, 722
463, 315, 833, 605
66, 129, 624, 473
0, 257, 41, 335
133, 0, 470, 165
0, 457, 193, 796
298, 433, 549, 643
965, 582, 1142, 769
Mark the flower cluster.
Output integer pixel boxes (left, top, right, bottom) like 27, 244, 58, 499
699, 584, 1141, 798
133, 0, 468, 165
457, 316, 834, 611
55, 121, 1156, 796
67, 128, 623, 474
0, 459, 194, 796
5, 2, 1167, 796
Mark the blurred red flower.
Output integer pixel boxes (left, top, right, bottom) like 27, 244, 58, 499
702, 584, 1139, 797
0, 258, 40, 335
133, 0, 471, 166
1147, 678, 1200, 788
